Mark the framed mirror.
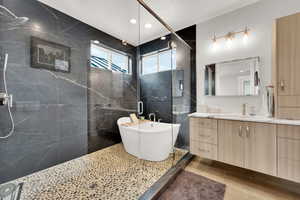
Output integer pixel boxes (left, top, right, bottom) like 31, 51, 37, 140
204, 57, 260, 96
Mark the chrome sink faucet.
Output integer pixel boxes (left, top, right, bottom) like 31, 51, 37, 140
149, 113, 156, 122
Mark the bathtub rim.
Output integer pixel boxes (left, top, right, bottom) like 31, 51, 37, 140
118, 122, 181, 134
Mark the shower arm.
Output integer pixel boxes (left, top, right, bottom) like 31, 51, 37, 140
0, 5, 18, 19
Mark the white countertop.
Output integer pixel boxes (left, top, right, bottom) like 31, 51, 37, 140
188, 112, 300, 126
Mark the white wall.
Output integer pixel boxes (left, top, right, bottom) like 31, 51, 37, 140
196, 0, 300, 115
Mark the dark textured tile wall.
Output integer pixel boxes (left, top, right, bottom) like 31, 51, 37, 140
0, 0, 137, 183
140, 70, 172, 122
88, 68, 137, 153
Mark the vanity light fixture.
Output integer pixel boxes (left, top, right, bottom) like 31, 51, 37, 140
212, 27, 250, 46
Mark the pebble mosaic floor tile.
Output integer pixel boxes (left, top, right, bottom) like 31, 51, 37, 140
1, 144, 186, 200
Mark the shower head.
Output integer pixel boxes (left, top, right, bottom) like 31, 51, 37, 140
6, 16, 29, 26
0, 5, 29, 26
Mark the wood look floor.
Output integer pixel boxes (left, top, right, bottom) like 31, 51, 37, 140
185, 157, 300, 200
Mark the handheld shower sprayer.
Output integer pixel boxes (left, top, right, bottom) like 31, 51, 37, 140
3, 53, 8, 72
0, 53, 15, 139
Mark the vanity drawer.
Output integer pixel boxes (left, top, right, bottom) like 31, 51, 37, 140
190, 141, 217, 160
278, 138, 300, 161
190, 128, 218, 145
278, 158, 300, 183
278, 125, 300, 140
196, 119, 218, 129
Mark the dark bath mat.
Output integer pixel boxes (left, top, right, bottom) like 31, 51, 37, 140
157, 170, 226, 200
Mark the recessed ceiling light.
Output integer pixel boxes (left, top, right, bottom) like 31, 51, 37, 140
130, 18, 137, 24
145, 23, 152, 29
94, 40, 100, 44
161, 36, 166, 40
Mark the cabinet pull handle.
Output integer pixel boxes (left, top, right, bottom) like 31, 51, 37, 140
198, 148, 209, 153
280, 80, 285, 91
246, 126, 250, 138
199, 134, 210, 138
239, 126, 243, 137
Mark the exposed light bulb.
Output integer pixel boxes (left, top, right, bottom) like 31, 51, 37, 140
211, 34, 219, 52
93, 40, 100, 44
161, 36, 166, 40
243, 34, 249, 44
212, 43, 219, 52
243, 27, 250, 44
212, 36, 218, 52
226, 32, 234, 49
226, 37, 233, 49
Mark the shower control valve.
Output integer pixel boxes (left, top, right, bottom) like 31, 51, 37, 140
0, 93, 12, 107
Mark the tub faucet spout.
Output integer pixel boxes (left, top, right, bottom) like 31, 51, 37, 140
149, 113, 156, 122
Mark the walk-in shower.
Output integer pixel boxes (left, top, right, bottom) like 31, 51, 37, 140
0, 2, 193, 196
0, 6, 29, 139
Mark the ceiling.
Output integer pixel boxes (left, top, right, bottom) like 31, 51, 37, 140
38, 0, 260, 46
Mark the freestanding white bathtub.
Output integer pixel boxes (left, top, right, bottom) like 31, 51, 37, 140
117, 117, 180, 161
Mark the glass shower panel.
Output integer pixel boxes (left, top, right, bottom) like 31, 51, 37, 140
171, 33, 192, 151
137, 2, 183, 169
87, 0, 140, 153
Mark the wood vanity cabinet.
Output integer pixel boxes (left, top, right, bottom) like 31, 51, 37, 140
190, 118, 277, 176
218, 120, 277, 176
275, 12, 300, 119
190, 118, 218, 160
218, 120, 244, 168
243, 122, 277, 176
277, 125, 300, 183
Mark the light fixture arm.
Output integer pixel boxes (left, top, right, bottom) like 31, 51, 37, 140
212, 27, 250, 42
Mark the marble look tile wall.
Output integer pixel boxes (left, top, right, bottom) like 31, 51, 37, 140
140, 70, 173, 122
0, 0, 137, 183
88, 68, 137, 153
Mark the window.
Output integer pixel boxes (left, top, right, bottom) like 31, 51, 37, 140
142, 55, 158, 75
141, 49, 175, 75
159, 50, 172, 71
90, 43, 131, 74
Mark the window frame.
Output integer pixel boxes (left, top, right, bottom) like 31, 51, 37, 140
91, 42, 132, 74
